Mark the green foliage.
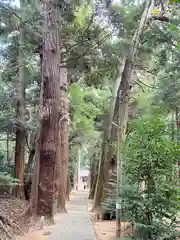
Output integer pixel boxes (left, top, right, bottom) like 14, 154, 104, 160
0, 3, 179, 239
122, 117, 180, 239
69, 82, 110, 141
169, 0, 180, 4
0, 172, 18, 187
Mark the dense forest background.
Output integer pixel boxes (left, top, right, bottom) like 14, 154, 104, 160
0, 0, 179, 239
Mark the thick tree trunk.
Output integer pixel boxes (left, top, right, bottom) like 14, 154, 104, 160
14, 23, 25, 199
93, 76, 121, 210
37, 0, 61, 221
57, 67, 69, 213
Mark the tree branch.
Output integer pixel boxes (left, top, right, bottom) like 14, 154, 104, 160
81, 12, 95, 40
136, 78, 159, 89
61, 32, 112, 65
0, 2, 41, 42
135, 80, 145, 92
151, 15, 169, 22
0, 3, 21, 20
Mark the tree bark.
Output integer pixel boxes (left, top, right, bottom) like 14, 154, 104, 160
6, 132, 10, 172
25, 131, 36, 185
30, 48, 43, 218
115, 1, 152, 237
14, 17, 26, 199
37, 0, 61, 221
175, 108, 180, 183
57, 67, 69, 213
89, 156, 95, 193
92, 138, 105, 210
89, 157, 98, 200
66, 174, 70, 201
25, 146, 35, 178
30, 129, 40, 218
93, 75, 121, 210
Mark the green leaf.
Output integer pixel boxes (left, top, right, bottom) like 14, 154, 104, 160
169, 0, 180, 4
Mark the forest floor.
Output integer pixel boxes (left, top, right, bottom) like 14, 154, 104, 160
0, 195, 30, 239
88, 200, 132, 240
17, 187, 96, 240
0, 189, 133, 240
16, 191, 76, 240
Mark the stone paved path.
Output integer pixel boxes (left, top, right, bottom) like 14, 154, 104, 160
49, 189, 96, 240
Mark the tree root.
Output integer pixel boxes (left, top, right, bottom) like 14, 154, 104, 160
20, 204, 31, 217
0, 212, 23, 236
91, 207, 104, 221
0, 219, 13, 239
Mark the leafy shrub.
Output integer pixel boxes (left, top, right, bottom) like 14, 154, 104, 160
102, 196, 116, 219
122, 117, 180, 239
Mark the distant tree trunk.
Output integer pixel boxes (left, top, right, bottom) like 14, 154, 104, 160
24, 143, 35, 201
7, 132, 10, 171
37, 0, 61, 221
89, 156, 95, 192
30, 49, 43, 218
14, 21, 25, 199
25, 131, 36, 181
175, 108, 180, 182
92, 138, 105, 209
57, 67, 69, 213
66, 174, 70, 201
89, 157, 98, 200
69, 168, 74, 189
31, 131, 40, 218
25, 144, 35, 177
171, 111, 176, 141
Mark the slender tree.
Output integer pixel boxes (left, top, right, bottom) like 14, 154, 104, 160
93, 74, 121, 211
115, 0, 153, 237
14, 0, 26, 198
57, 66, 69, 213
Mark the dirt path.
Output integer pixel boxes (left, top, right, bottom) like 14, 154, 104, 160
49, 189, 96, 240
18, 189, 96, 240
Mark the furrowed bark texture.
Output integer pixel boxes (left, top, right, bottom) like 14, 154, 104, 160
37, 0, 61, 219
93, 75, 121, 210
57, 67, 69, 213
14, 20, 25, 199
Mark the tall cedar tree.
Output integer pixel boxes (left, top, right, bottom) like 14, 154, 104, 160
14, 1, 26, 198
37, 0, 61, 220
